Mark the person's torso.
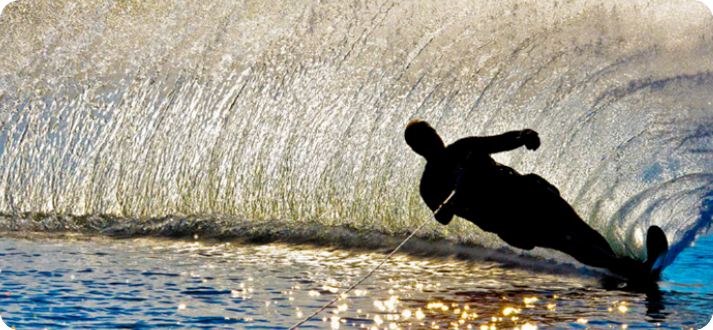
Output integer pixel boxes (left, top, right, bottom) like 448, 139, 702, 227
420, 142, 524, 227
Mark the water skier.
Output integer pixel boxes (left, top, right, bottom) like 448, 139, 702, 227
404, 119, 668, 281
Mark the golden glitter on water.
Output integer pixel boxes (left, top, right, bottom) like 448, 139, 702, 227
502, 307, 521, 316
330, 316, 341, 329
374, 315, 384, 325
384, 296, 400, 311
524, 297, 538, 306
426, 302, 442, 309
278, 244, 672, 330
416, 309, 426, 319
402, 309, 412, 318
374, 300, 386, 311
520, 323, 538, 330
618, 303, 629, 313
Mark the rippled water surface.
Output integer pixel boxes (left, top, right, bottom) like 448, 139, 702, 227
0, 235, 710, 329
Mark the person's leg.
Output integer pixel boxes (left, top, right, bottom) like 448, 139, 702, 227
464, 170, 627, 272
499, 174, 665, 280
536, 227, 620, 269
498, 231, 536, 250
606, 256, 649, 279
517, 174, 619, 258
475, 172, 616, 261
535, 223, 672, 280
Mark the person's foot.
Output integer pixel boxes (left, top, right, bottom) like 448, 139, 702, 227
608, 256, 647, 280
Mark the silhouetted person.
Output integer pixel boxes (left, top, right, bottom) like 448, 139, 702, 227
405, 119, 668, 280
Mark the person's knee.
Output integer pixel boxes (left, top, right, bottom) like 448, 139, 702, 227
498, 232, 536, 250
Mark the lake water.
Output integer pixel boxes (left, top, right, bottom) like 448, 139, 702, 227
0, 231, 711, 330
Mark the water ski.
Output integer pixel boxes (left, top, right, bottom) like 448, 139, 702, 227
604, 225, 669, 289
643, 225, 669, 280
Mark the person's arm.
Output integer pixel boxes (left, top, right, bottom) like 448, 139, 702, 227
457, 129, 540, 154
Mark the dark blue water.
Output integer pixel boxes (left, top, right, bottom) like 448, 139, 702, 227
659, 233, 713, 327
664, 233, 713, 293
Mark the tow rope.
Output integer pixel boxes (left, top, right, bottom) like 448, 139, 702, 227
290, 153, 470, 329
288, 191, 455, 330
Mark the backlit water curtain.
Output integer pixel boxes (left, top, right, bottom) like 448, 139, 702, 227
1, 0, 712, 266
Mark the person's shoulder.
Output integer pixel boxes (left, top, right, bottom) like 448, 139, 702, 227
445, 137, 480, 156
448, 136, 479, 149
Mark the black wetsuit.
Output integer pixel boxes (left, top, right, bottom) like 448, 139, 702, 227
418, 131, 624, 270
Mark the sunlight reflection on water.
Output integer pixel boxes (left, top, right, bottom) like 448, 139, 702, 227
0, 235, 709, 329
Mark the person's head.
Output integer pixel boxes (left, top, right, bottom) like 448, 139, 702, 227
404, 120, 445, 159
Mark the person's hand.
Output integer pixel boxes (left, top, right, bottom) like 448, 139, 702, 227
434, 192, 457, 225
522, 129, 540, 150
434, 203, 454, 225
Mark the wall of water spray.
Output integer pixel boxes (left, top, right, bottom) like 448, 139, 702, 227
1, 0, 712, 260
